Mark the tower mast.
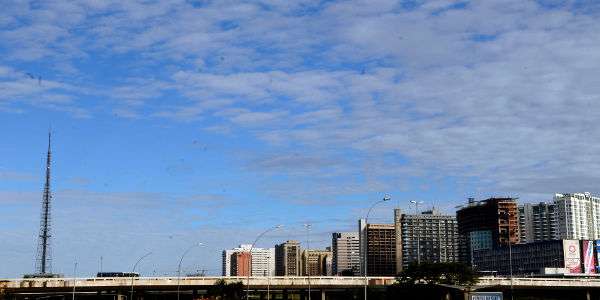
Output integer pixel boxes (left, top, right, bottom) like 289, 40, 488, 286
35, 131, 53, 275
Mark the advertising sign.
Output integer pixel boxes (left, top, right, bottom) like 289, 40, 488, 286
595, 240, 600, 273
469, 292, 503, 300
563, 240, 582, 274
583, 240, 596, 274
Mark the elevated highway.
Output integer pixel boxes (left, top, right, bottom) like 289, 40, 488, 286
5, 275, 600, 290
3, 276, 600, 299
477, 276, 600, 288
0, 276, 394, 300
0, 276, 395, 290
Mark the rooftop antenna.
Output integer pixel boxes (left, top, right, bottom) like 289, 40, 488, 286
35, 130, 53, 275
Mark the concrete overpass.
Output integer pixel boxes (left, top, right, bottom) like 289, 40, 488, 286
4, 276, 600, 299
477, 277, 600, 288
0, 276, 396, 289
0, 276, 395, 300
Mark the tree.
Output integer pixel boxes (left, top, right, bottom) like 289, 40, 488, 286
207, 279, 244, 300
396, 262, 478, 286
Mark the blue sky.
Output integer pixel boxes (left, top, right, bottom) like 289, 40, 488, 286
2, 0, 600, 278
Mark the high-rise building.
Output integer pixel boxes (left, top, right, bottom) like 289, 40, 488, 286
400, 208, 458, 267
360, 221, 397, 276
555, 193, 600, 240
358, 209, 403, 276
472, 240, 566, 275
325, 249, 333, 276
222, 245, 275, 276
301, 249, 332, 276
249, 247, 275, 276
359, 219, 367, 276
331, 232, 360, 275
275, 240, 301, 276
231, 252, 251, 276
518, 204, 534, 243
518, 202, 558, 243
456, 197, 519, 265
394, 208, 403, 273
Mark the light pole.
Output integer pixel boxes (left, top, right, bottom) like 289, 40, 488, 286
72, 261, 77, 300
130, 252, 152, 300
266, 255, 271, 300
304, 223, 312, 300
508, 214, 514, 300
499, 210, 514, 300
410, 200, 424, 265
177, 243, 203, 300
363, 195, 391, 300
246, 225, 283, 300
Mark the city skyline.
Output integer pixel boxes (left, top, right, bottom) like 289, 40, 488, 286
3, 0, 600, 279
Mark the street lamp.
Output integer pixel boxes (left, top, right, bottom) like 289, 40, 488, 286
246, 225, 283, 300
130, 251, 152, 300
72, 261, 78, 300
266, 255, 271, 300
410, 200, 424, 265
304, 223, 312, 300
363, 195, 391, 300
177, 242, 203, 300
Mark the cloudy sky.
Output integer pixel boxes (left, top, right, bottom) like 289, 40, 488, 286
2, 0, 600, 278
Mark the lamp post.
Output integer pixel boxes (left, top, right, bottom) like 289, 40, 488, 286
177, 243, 203, 300
410, 200, 424, 265
304, 223, 312, 300
267, 255, 271, 300
72, 261, 77, 300
499, 209, 514, 300
246, 225, 283, 300
363, 195, 391, 300
508, 216, 514, 300
130, 252, 152, 300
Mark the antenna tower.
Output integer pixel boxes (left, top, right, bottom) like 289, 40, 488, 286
35, 131, 53, 275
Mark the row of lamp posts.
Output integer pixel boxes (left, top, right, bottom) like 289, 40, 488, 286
72, 244, 201, 300
70, 194, 447, 300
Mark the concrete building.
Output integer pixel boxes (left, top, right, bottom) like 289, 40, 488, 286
360, 220, 397, 276
231, 252, 251, 276
456, 197, 519, 265
331, 232, 360, 275
301, 249, 332, 276
325, 252, 333, 276
555, 193, 600, 240
473, 240, 565, 275
472, 239, 600, 275
222, 245, 275, 276
275, 240, 301, 276
394, 208, 402, 273
359, 209, 403, 276
400, 208, 458, 267
518, 202, 559, 243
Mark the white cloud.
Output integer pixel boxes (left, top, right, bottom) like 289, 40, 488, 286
3, 0, 600, 275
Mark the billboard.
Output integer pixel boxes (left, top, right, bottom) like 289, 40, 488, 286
469, 292, 503, 300
563, 239, 581, 274
583, 240, 596, 274
595, 240, 600, 273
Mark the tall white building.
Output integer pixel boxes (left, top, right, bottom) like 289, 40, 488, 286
331, 232, 360, 275
222, 244, 275, 276
555, 193, 600, 240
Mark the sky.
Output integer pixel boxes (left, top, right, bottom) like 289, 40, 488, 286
2, 0, 600, 278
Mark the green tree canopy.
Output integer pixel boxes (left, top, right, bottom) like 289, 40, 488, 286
207, 279, 244, 300
397, 262, 478, 286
